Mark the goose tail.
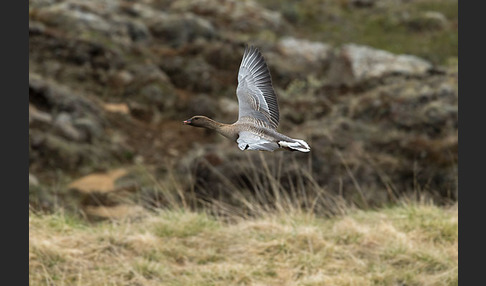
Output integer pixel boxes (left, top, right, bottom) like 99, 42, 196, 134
278, 139, 310, 153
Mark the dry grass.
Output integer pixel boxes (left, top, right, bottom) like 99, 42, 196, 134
29, 202, 457, 285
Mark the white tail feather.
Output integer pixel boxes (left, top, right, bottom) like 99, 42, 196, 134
278, 139, 310, 152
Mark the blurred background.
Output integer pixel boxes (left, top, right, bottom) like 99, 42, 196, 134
29, 0, 458, 218
29, 0, 458, 284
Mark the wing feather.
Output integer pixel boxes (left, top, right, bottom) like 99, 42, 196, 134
236, 46, 279, 130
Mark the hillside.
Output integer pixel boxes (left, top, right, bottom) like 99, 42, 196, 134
29, 0, 458, 215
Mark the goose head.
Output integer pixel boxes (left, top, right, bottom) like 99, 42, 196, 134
183, 116, 215, 128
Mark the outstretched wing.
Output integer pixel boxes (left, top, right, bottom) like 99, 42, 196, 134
236, 46, 279, 130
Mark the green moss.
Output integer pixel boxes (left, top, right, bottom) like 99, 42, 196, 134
33, 211, 88, 231
153, 211, 220, 238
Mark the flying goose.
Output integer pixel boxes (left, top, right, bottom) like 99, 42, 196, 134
183, 45, 310, 153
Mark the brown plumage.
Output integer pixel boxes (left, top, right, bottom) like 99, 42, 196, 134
183, 46, 310, 152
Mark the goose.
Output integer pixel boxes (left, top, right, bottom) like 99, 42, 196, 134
183, 45, 310, 153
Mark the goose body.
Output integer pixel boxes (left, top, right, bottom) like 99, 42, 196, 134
183, 46, 310, 153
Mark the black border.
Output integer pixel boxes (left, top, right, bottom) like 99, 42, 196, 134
458, 0, 474, 284
5, 0, 28, 284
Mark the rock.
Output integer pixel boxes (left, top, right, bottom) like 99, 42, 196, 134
348, 0, 378, 8
73, 117, 104, 142
29, 29, 123, 70
29, 73, 106, 125
119, 1, 162, 19
34, 2, 113, 35
29, 131, 112, 171
420, 101, 457, 128
28, 73, 131, 174
201, 42, 243, 70
126, 20, 151, 42
272, 37, 332, 82
218, 97, 239, 118
277, 37, 332, 64
109, 70, 134, 88
160, 55, 217, 92
127, 102, 155, 122
29, 104, 52, 126
29, 0, 57, 9
404, 11, 448, 32
29, 181, 56, 211
28, 20, 46, 35
347, 74, 457, 136
129, 64, 172, 84
327, 44, 433, 86
29, 173, 39, 187
53, 112, 86, 142
123, 64, 178, 116
149, 13, 216, 47
140, 84, 169, 108
171, 0, 285, 32
29, 3, 127, 86
32, 0, 149, 46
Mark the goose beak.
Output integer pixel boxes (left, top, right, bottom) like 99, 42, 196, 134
183, 119, 191, 125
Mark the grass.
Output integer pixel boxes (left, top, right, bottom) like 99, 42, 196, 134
30, 202, 457, 285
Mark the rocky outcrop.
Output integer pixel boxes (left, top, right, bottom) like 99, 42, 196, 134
28, 73, 129, 178
29, 0, 457, 213
327, 44, 434, 86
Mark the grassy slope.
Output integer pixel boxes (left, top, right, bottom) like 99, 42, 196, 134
30, 203, 457, 285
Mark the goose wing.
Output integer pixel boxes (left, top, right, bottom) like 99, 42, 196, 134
236, 46, 279, 130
